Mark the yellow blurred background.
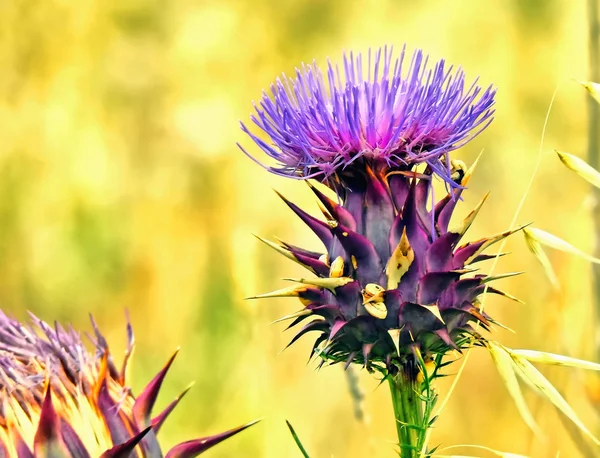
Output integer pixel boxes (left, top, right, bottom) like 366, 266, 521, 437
0, 0, 598, 456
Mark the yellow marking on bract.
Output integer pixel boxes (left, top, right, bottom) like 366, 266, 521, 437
329, 256, 344, 278
387, 329, 401, 356
318, 253, 330, 266
421, 304, 445, 324
364, 301, 387, 319
463, 224, 530, 265
326, 219, 338, 229
361, 283, 385, 304
342, 231, 348, 237
351, 255, 358, 270
448, 191, 489, 236
315, 200, 334, 220
556, 149, 600, 189
385, 226, 414, 289
459, 151, 482, 186
283, 276, 353, 291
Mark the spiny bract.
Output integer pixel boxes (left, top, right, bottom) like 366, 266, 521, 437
0, 311, 255, 457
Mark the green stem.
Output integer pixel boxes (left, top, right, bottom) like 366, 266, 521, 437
388, 366, 434, 458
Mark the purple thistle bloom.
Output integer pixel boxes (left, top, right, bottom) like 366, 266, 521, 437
0, 311, 256, 458
242, 45, 515, 455
242, 46, 521, 378
239, 46, 496, 187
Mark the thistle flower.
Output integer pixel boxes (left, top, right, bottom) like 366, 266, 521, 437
239, 46, 495, 187
241, 46, 517, 455
0, 311, 255, 457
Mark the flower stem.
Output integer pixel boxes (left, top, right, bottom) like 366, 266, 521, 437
388, 365, 434, 458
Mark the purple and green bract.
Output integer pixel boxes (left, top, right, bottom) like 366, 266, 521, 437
0, 312, 255, 458
241, 46, 518, 378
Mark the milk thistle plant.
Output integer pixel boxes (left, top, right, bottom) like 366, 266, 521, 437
240, 46, 600, 456
0, 311, 255, 457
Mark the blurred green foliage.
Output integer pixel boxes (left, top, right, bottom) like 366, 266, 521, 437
0, 0, 597, 456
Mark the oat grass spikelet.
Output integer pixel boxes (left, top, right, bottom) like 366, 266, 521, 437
0, 312, 255, 458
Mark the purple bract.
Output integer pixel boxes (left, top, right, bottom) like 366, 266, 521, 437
0, 311, 256, 458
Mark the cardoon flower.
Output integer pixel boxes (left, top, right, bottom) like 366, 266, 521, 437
240, 46, 518, 456
0, 311, 255, 457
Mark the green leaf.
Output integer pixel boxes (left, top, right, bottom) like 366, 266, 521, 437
556, 150, 600, 189
508, 349, 600, 371
486, 341, 543, 439
509, 352, 600, 445
285, 420, 310, 458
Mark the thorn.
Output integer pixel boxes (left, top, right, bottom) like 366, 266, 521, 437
387, 329, 401, 356
245, 285, 307, 300
269, 310, 312, 325
283, 276, 354, 291
448, 191, 490, 236
483, 271, 525, 283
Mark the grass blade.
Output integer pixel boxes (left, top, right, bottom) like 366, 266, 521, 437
524, 226, 600, 265
286, 420, 310, 458
508, 349, 600, 371
509, 353, 600, 445
522, 228, 560, 289
486, 341, 543, 439
556, 150, 600, 189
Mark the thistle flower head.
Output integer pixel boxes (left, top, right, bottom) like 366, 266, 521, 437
0, 311, 254, 457
240, 46, 496, 188
244, 48, 519, 380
